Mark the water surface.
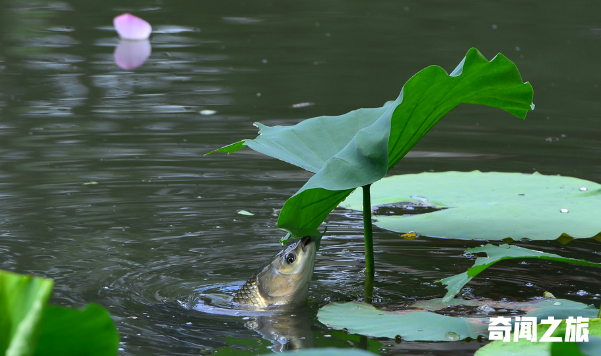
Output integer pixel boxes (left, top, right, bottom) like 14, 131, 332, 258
0, 0, 600, 355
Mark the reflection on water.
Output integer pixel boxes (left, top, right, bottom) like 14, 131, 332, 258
244, 312, 314, 352
188, 286, 315, 352
1, 0, 601, 355
114, 40, 151, 70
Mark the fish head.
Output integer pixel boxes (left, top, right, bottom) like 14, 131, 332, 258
256, 236, 316, 306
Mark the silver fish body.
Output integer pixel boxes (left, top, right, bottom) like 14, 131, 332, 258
233, 236, 316, 308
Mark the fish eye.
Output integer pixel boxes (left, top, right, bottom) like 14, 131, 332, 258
285, 252, 296, 264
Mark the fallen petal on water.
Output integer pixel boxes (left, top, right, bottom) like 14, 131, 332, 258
114, 13, 152, 40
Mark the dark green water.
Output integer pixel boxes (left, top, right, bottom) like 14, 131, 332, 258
1, 0, 600, 355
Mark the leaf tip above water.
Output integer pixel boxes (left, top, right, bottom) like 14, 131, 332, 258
204, 140, 247, 156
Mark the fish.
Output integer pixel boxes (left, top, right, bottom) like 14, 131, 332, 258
233, 236, 317, 308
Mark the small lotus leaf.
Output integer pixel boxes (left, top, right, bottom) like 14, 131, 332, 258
437, 244, 601, 302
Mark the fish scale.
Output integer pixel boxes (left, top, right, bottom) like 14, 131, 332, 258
233, 275, 269, 308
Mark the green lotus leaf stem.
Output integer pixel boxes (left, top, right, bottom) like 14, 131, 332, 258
362, 184, 375, 303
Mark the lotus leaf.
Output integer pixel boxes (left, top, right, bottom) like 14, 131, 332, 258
207, 48, 534, 237
437, 244, 601, 302
0, 270, 119, 356
0, 270, 53, 356
34, 304, 119, 356
318, 299, 597, 342
341, 171, 601, 241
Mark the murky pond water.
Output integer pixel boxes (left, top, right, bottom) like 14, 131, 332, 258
1, 0, 601, 355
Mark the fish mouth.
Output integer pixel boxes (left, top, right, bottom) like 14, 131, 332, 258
301, 236, 312, 253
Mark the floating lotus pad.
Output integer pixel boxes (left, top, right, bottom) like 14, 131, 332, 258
341, 171, 601, 241
318, 299, 598, 342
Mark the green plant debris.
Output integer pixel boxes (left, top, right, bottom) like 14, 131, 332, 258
207, 48, 534, 239
237, 210, 254, 216
341, 171, 601, 241
438, 244, 601, 302
318, 299, 598, 342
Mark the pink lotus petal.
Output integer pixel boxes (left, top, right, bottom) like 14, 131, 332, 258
114, 13, 152, 40
114, 39, 151, 70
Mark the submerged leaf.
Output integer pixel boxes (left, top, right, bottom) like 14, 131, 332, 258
318, 299, 598, 342
207, 48, 534, 238
342, 171, 601, 241
438, 244, 601, 302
